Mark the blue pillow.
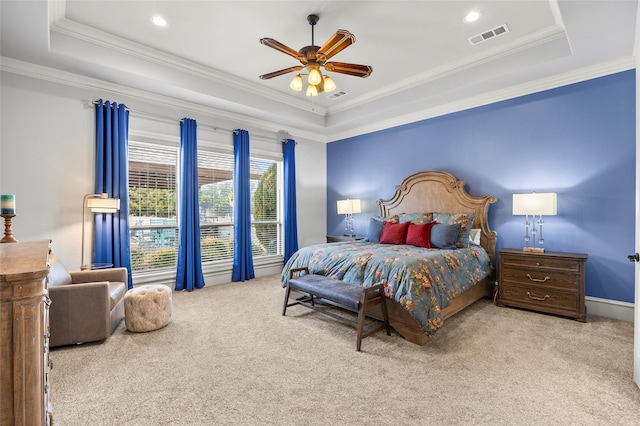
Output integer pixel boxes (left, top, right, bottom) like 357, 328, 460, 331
364, 217, 384, 242
430, 223, 461, 249
433, 212, 475, 248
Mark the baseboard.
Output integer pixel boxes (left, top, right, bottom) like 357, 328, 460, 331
132, 269, 176, 287
585, 296, 634, 322
202, 263, 283, 286
132, 259, 284, 288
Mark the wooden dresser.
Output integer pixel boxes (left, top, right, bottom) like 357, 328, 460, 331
497, 248, 588, 322
1, 240, 52, 425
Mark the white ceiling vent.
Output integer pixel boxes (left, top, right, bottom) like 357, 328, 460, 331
327, 90, 348, 100
469, 24, 509, 45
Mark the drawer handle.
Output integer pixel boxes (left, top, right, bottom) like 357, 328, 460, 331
527, 291, 550, 301
527, 274, 550, 283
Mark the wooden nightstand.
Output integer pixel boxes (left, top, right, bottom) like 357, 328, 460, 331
497, 248, 588, 322
326, 235, 364, 243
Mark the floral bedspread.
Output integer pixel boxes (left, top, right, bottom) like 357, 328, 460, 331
281, 241, 491, 335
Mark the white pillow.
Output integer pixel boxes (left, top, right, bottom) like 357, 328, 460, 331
469, 228, 481, 245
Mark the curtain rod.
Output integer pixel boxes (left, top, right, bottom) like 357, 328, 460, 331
92, 100, 129, 111
89, 100, 291, 143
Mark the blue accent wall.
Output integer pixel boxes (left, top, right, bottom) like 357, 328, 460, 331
327, 70, 636, 303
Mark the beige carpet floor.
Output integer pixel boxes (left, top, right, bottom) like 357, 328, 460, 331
50, 274, 640, 425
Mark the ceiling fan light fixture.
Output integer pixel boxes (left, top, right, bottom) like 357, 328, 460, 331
259, 14, 371, 97
306, 84, 318, 97
289, 74, 303, 91
308, 66, 322, 85
323, 75, 336, 92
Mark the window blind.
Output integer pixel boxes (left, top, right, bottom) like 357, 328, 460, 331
197, 150, 235, 262
128, 141, 179, 272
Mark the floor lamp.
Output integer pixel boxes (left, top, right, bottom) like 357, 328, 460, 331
81, 193, 120, 270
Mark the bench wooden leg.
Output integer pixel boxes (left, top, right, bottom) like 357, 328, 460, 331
380, 293, 391, 336
357, 285, 391, 351
356, 300, 367, 352
282, 284, 292, 316
284, 267, 310, 316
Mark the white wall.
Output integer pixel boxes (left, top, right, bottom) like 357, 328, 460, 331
290, 135, 327, 248
0, 74, 94, 268
0, 70, 327, 278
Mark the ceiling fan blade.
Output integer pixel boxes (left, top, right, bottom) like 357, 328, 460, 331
324, 62, 373, 78
260, 38, 305, 62
259, 66, 304, 80
317, 30, 356, 61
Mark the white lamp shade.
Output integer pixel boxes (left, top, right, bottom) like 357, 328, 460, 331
87, 196, 120, 213
513, 193, 557, 216
337, 199, 361, 215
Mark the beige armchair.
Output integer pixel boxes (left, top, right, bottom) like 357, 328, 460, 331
48, 254, 127, 347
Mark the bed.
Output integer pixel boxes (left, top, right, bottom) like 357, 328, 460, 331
281, 170, 497, 345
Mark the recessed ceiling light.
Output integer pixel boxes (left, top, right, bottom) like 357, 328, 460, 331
463, 11, 481, 23
151, 16, 168, 27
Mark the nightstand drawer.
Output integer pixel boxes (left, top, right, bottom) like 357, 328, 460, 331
500, 282, 579, 313
501, 256, 583, 273
501, 268, 580, 291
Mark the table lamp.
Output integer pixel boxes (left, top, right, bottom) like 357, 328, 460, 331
512, 192, 557, 253
337, 199, 361, 237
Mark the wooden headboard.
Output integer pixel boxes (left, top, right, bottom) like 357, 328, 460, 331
377, 170, 497, 265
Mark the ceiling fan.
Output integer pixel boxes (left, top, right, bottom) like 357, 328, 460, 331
259, 14, 372, 97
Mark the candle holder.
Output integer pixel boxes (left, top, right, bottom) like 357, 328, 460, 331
1, 214, 18, 243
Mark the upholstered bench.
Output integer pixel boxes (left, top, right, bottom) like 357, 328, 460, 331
124, 284, 172, 332
283, 267, 390, 351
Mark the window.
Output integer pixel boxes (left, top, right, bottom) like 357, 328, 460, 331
197, 150, 282, 263
197, 150, 235, 262
250, 158, 281, 258
128, 139, 283, 275
128, 141, 179, 272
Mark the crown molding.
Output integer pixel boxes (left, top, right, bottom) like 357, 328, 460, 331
47, 3, 569, 121
327, 56, 635, 142
48, 14, 327, 117
2, 50, 633, 146
327, 24, 569, 115
0, 56, 328, 144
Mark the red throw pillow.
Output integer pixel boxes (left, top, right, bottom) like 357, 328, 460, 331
406, 222, 436, 248
379, 221, 410, 245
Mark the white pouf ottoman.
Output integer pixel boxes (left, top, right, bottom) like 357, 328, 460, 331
124, 284, 172, 332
